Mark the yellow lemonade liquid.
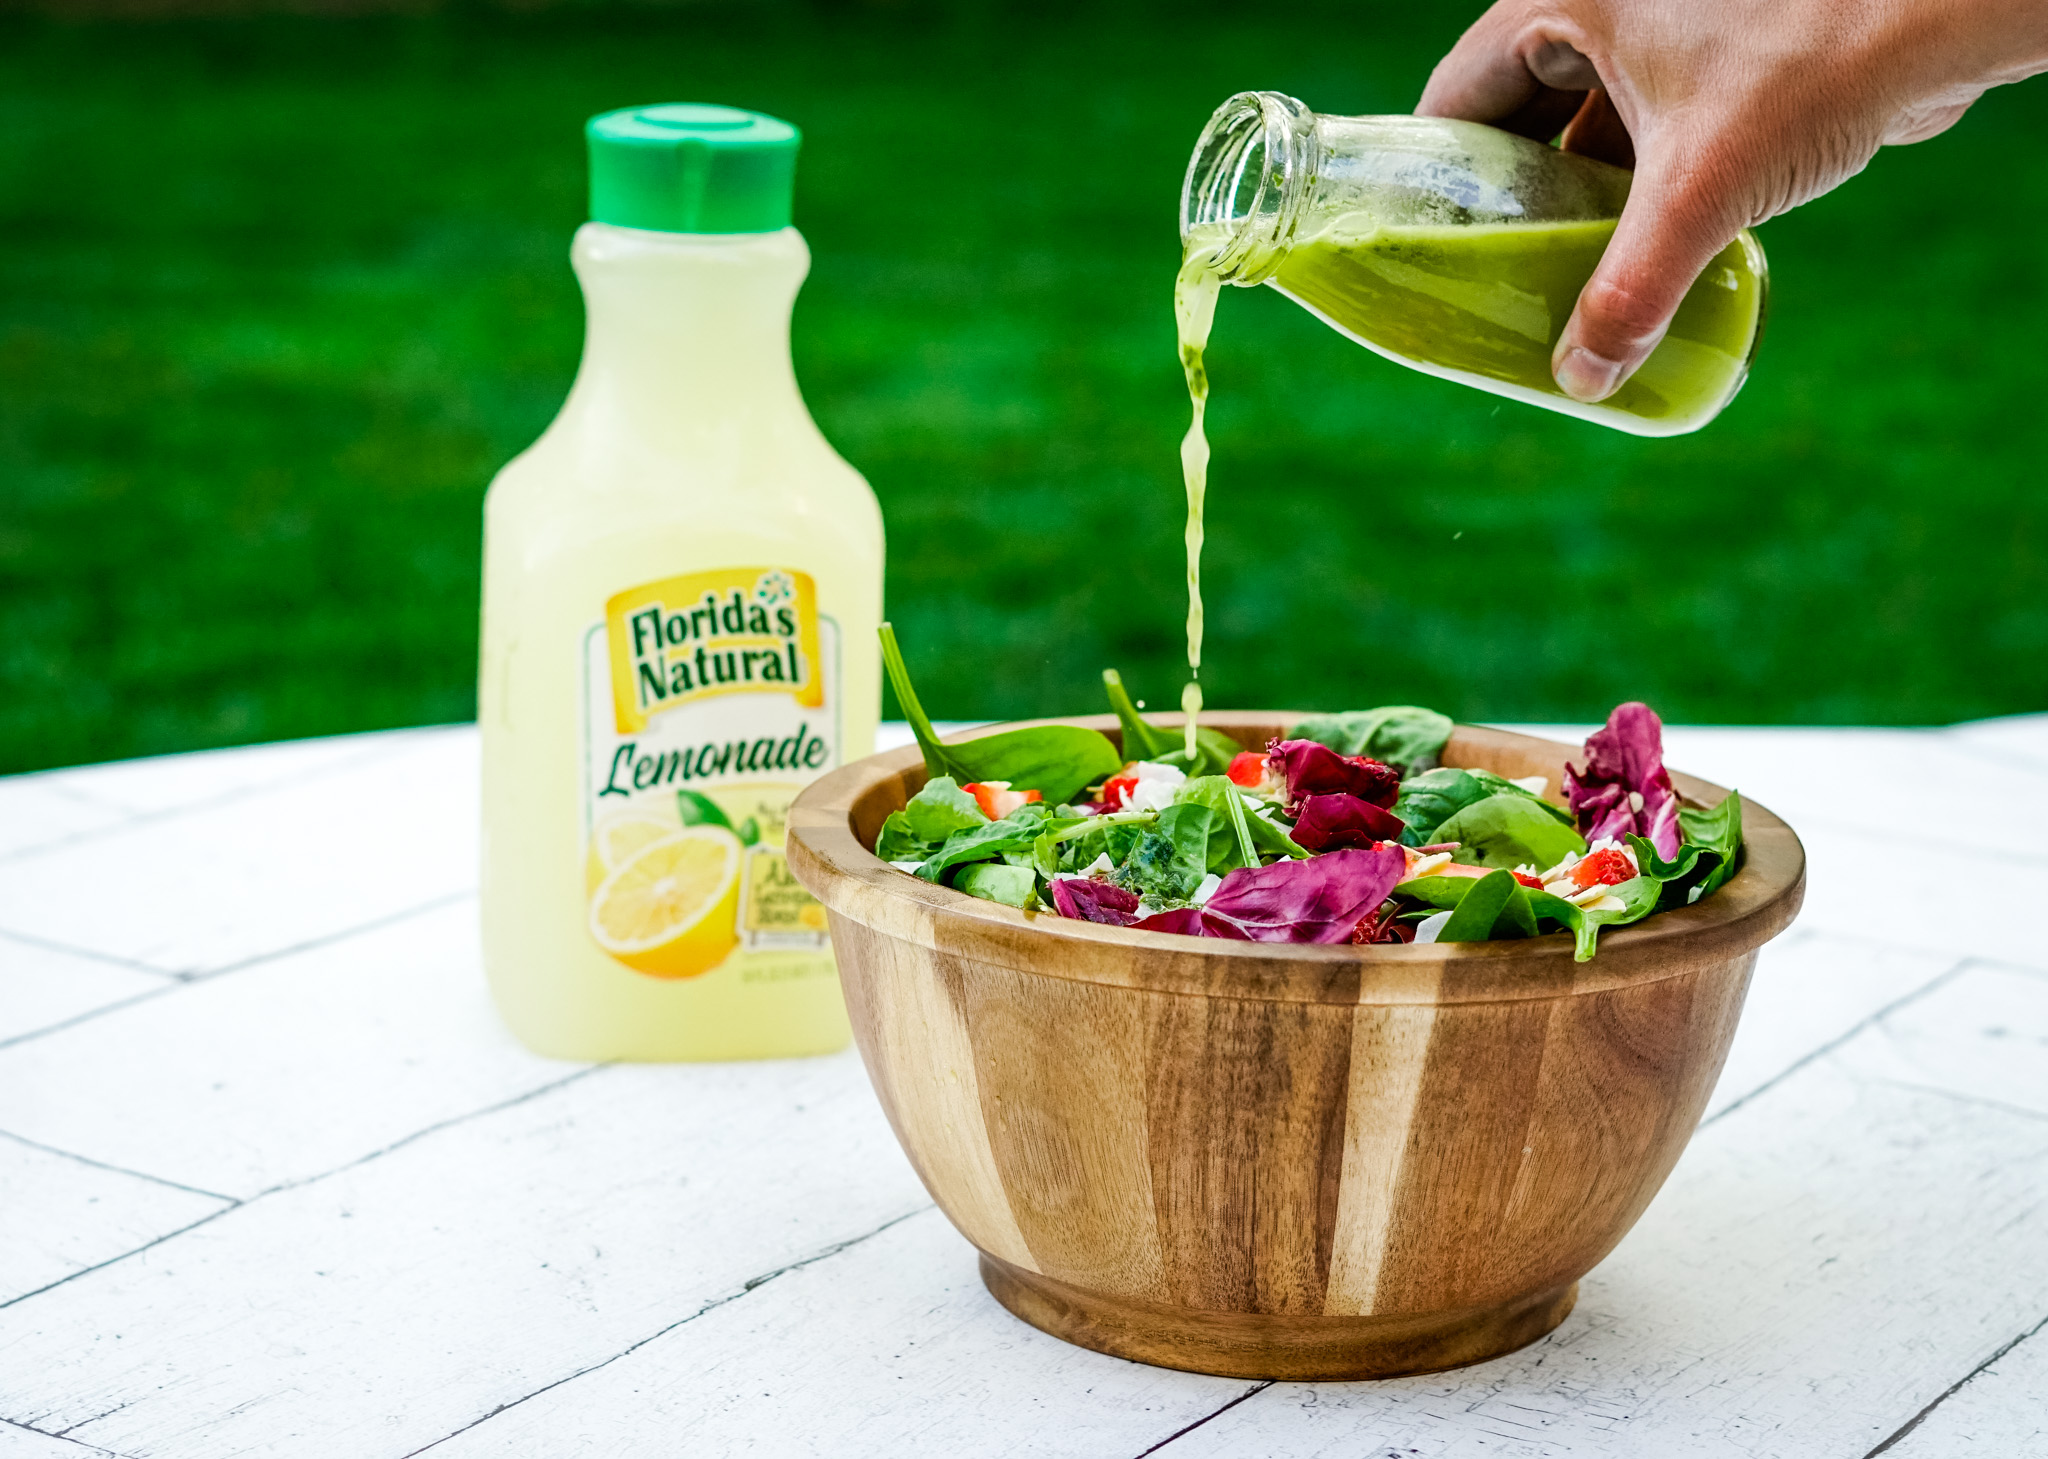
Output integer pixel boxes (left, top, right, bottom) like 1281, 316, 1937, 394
1270, 218, 1766, 434
479, 222, 882, 1061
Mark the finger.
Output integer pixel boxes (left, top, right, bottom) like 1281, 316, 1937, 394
1552, 152, 1746, 402
1421, 14, 1603, 143
1417, 5, 1552, 123
1560, 88, 1635, 169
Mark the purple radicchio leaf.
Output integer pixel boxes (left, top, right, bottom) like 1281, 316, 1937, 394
1050, 877, 1143, 926
1564, 702, 1682, 860
1266, 739, 1402, 813
1131, 906, 1248, 938
1288, 793, 1406, 852
1199, 844, 1409, 944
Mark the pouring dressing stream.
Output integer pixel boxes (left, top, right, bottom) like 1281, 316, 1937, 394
1175, 238, 1224, 759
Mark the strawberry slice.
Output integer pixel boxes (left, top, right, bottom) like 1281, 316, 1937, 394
1099, 768, 1140, 811
1570, 847, 1636, 888
1226, 751, 1269, 788
964, 780, 1042, 819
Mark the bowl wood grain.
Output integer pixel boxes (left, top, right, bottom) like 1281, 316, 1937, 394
788, 716, 1804, 1379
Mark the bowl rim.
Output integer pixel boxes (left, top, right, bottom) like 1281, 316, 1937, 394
786, 714, 1806, 1007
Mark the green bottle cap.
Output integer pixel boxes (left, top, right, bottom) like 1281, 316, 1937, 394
585, 103, 800, 234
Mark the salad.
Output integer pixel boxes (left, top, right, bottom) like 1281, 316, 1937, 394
876, 627, 1743, 961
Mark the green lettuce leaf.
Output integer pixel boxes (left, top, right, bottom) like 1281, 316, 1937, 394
882, 625, 1121, 804
1174, 774, 1310, 872
1436, 869, 1523, 942
874, 776, 988, 862
1398, 869, 1660, 959
1112, 823, 1205, 904
1393, 767, 1569, 846
1291, 706, 1455, 776
1680, 791, 1745, 899
1527, 877, 1665, 960
1049, 816, 1150, 877
953, 862, 1039, 909
1435, 793, 1586, 871
916, 803, 1073, 882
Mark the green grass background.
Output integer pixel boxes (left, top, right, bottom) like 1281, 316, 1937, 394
2, 1, 2044, 774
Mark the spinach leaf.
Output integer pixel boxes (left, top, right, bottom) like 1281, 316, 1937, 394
1679, 791, 1744, 899
882, 625, 1122, 804
1469, 770, 1573, 823
1393, 873, 1483, 908
1113, 824, 1204, 904
1622, 791, 1744, 909
1392, 767, 1569, 847
1525, 877, 1664, 961
1435, 793, 1586, 871
1050, 814, 1153, 876
1437, 869, 1520, 942
1399, 871, 1656, 958
953, 862, 1039, 909
1156, 802, 1223, 885
874, 776, 988, 862
916, 803, 1069, 883
1291, 706, 1455, 776
1391, 768, 1480, 845
1101, 668, 1243, 775
900, 776, 987, 839
1176, 775, 1309, 869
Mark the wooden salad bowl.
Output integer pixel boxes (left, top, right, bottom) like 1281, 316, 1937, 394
786, 716, 1805, 1380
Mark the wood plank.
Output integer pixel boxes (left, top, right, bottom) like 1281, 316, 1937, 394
1154, 1047, 2048, 1456
0, 1135, 228, 1305
417, 1207, 1254, 1459
1706, 929, 1959, 1118
0, 782, 128, 863
1884, 1318, 2048, 1457
1657, 727, 2048, 863
0, 902, 578, 1199
0, 1418, 119, 1457
0, 937, 170, 1046
0, 1053, 928, 1458
1830, 960, 2048, 1118
24, 729, 432, 819
1782, 822, 2045, 970
0, 731, 477, 974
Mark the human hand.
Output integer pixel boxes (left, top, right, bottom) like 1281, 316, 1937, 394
1418, 0, 2048, 402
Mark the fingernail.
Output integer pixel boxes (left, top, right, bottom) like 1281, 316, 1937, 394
1555, 347, 1624, 403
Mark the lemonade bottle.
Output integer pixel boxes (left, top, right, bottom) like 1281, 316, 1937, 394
479, 104, 882, 1061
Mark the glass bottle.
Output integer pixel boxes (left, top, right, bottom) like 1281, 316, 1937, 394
1181, 91, 1767, 435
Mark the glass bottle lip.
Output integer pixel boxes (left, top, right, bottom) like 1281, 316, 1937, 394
1179, 90, 1320, 283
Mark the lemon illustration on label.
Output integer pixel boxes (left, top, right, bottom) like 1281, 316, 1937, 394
586, 808, 681, 892
588, 825, 743, 979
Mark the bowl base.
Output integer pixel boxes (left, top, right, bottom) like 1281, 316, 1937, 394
979, 1254, 1576, 1381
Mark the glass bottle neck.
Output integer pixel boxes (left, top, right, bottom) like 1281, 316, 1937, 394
1179, 91, 1322, 285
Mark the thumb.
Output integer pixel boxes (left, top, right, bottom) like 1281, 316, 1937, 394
1553, 150, 1747, 403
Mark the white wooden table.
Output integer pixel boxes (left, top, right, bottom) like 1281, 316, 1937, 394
2, 718, 2046, 1458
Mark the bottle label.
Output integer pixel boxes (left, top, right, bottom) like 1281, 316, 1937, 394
580, 567, 838, 980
